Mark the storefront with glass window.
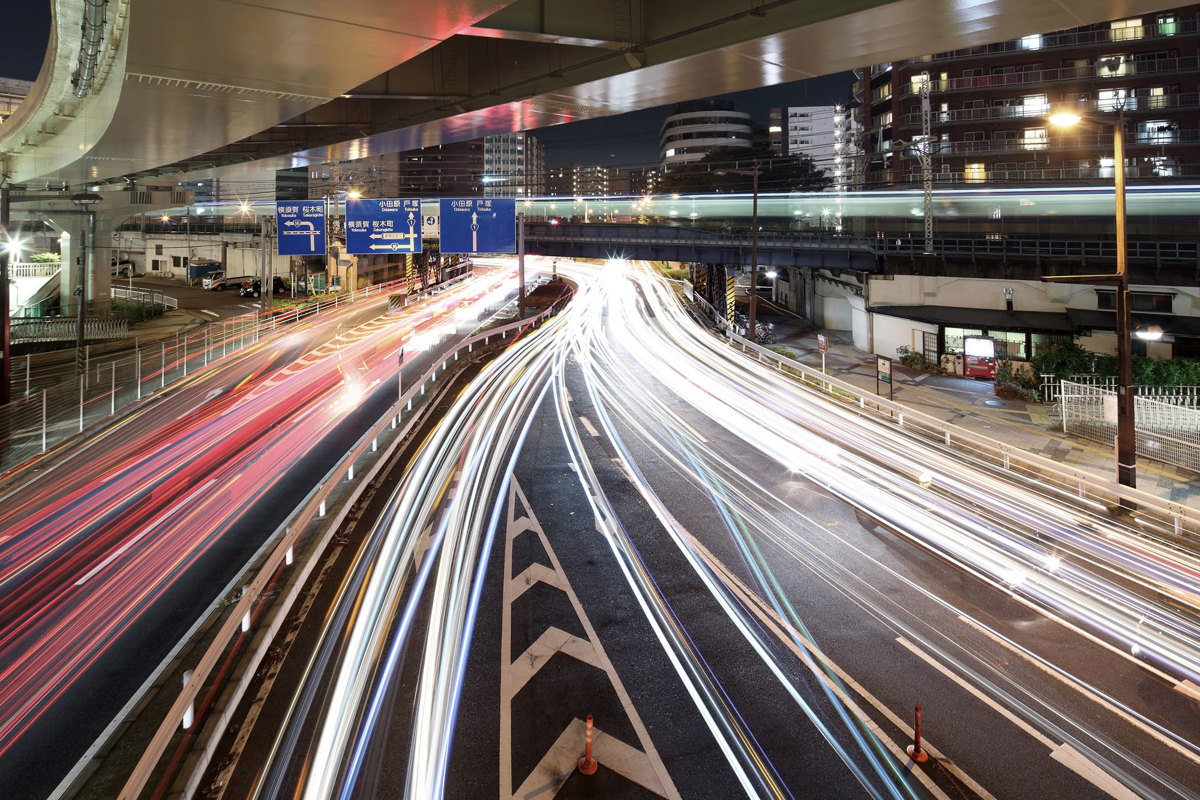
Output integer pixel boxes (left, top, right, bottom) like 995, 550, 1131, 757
869, 305, 1077, 372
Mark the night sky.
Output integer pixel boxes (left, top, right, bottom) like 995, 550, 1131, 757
0, 4, 50, 81
533, 72, 856, 168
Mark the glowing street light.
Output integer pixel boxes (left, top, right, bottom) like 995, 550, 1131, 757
1044, 104, 1137, 494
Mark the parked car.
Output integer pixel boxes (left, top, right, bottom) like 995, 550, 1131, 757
239, 276, 291, 298
203, 271, 236, 290
111, 260, 138, 278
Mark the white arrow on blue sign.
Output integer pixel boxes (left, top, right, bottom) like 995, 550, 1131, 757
345, 198, 422, 255
276, 201, 327, 256
439, 198, 516, 254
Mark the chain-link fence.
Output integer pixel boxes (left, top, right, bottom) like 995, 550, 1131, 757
1060, 379, 1200, 472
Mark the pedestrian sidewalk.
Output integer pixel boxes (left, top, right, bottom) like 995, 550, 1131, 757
754, 303, 1200, 510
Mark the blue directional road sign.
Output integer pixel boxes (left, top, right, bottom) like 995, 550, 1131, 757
439, 198, 516, 254
345, 198, 422, 255
276, 200, 326, 256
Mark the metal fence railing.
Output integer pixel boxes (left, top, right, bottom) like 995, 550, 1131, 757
1042, 374, 1200, 405
9, 261, 62, 278
1060, 380, 1200, 473
111, 285, 178, 309
10, 317, 129, 343
0, 278, 419, 477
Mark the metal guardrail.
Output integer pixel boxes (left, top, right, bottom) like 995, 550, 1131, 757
9, 317, 128, 343
112, 288, 570, 799
690, 293, 1200, 542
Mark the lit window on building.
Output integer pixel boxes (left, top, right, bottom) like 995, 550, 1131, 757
1097, 55, 1131, 77
1019, 34, 1042, 50
1137, 120, 1177, 144
1157, 13, 1177, 35
1022, 94, 1048, 117
1110, 18, 1143, 40
1147, 156, 1178, 177
1023, 128, 1047, 150
1098, 88, 1133, 111
964, 163, 987, 182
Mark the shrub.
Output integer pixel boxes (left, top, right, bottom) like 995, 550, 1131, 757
30, 251, 61, 263
994, 359, 1040, 402
1034, 340, 1200, 389
1030, 341, 1092, 383
896, 345, 941, 373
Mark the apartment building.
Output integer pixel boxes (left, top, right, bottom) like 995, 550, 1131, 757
854, 5, 1200, 184
659, 99, 753, 170
482, 133, 546, 197
308, 141, 485, 199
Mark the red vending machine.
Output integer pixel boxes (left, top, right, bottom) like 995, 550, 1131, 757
963, 335, 997, 380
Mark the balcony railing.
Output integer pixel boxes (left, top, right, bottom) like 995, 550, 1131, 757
917, 128, 1198, 157
918, 17, 1198, 62
899, 92, 1200, 127
899, 56, 1200, 97
898, 163, 1200, 184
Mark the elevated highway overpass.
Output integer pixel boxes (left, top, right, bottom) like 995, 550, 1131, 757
0, 0, 1178, 186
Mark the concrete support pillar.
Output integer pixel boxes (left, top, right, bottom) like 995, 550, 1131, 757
803, 269, 816, 322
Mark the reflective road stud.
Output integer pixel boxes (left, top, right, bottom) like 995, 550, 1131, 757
578, 714, 598, 775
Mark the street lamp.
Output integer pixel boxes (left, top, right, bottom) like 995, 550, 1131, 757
716, 163, 761, 338
1043, 105, 1136, 492
765, 269, 778, 303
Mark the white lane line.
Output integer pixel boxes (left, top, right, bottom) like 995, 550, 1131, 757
898, 636, 1142, 800
578, 415, 601, 437
1051, 744, 1142, 800
199, 309, 219, 317
1178, 679, 1200, 703
958, 614, 1200, 767
75, 479, 217, 587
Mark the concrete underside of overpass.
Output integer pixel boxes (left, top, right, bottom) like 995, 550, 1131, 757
0, 0, 1179, 186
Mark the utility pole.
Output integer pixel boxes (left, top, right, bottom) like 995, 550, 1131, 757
71, 192, 101, 375
747, 165, 760, 339
918, 71, 933, 254
517, 211, 526, 316
260, 215, 271, 314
